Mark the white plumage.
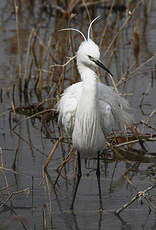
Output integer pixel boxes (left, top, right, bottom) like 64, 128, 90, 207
57, 17, 133, 210
57, 38, 133, 155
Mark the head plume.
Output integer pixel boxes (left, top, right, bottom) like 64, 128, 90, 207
59, 16, 101, 41
59, 28, 86, 41
87, 16, 100, 40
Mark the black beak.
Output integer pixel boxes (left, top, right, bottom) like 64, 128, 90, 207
94, 59, 113, 77
89, 56, 113, 77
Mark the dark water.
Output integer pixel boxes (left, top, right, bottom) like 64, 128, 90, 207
0, 1, 156, 229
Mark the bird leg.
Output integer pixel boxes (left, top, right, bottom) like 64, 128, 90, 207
96, 151, 103, 211
70, 151, 82, 210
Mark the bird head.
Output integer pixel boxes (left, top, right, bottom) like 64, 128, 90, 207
76, 38, 113, 77
59, 16, 113, 77
76, 39, 100, 68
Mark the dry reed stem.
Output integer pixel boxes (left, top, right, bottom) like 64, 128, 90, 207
106, 142, 125, 160
0, 187, 30, 209
81, 0, 91, 29
125, 176, 137, 191
43, 136, 63, 170
111, 135, 156, 148
42, 204, 47, 230
0, 166, 19, 175
147, 0, 152, 14
24, 29, 35, 84
32, 30, 38, 68
66, 0, 80, 15
99, 0, 115, 48
134, 15, 140, 67
50, 55, 76, 68
11, 106, 56, 131
46, 33, 56, 68
54, 147, 73, 185
11, 102, 16, 113
14, 0, 22, 80
33, 31, 57, 63
35, 68, 53, 73
141, 121, 156, 132
38, 42, 44, 98
0, 147, 10, 196
56, 148, 73, 172
78, 0, 111, 9
44, 174, 53, 226
103, 0, 143, 58
115, 184, 156, 215
109, 74, 119, 94
118, 52, 156, 86
141, 108, 156, 134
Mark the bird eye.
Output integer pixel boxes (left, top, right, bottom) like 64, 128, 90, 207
88, 55, 93, 60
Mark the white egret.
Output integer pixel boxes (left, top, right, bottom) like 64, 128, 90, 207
57, 17, 133, 210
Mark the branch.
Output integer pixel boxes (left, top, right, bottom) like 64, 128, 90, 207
115, 184, 156, 215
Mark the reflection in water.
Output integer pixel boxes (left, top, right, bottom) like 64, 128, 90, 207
0, 1, 156, 229
115, 214, 132, 230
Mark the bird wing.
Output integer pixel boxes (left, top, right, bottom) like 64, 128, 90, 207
97, 82, 133, 131
98, 99, 114, 135
57, 82, 83, 135
57, 81, 133, 137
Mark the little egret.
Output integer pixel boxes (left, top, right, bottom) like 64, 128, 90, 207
57, 17, 133, 210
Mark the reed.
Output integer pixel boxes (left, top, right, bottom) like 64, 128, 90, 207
1, 1, 156, 221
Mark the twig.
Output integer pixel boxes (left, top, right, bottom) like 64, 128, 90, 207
54, 148, 73, 185
140, 120, 156, 132
78, 0, 109, 9
0, 147, 9, 194
14, 1, 22, 79
50, 55, 76, 68
24, 29, 35, 83
0, 187, 30, 209
112, 136, 156, 148
43, 136, 63, 170
11, 108, 56, 131
141, 108, 156, 134
109, 73, 119, 94
0, 167, 19, 175
99, 0, 115, 48
104, 0, 143, 58
118, 53, 156, 86
115, 184, 156, 215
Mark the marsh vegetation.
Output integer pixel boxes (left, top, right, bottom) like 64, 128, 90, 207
0, 0, 156, 229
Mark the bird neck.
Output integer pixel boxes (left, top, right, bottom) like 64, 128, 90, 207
77, 64, 97, 81
80, 68, 97, 105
